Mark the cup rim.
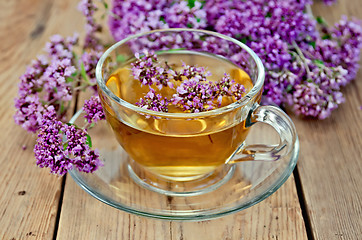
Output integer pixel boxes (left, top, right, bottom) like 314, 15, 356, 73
96, 28, 265, 118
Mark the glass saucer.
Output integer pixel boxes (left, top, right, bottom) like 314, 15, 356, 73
69, 111, 299, 221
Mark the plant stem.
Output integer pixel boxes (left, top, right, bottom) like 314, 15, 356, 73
292, 41, 312, 78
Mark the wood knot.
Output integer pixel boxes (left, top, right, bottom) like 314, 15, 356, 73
18, 190, 26, 195
26, 231, 36, 236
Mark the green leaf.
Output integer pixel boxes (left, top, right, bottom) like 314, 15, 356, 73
265, 12, 272, 18
308, 41, 316, 49
66, 77, 74, 83
240, 37, 248, 44
159, 16, 166, 24
316, 16, 326, 25
199, 35, 207, 41
187, 0, 196, 8
322, 34, 331, 40
103, 1, 108, 9
156, 48, 186, 54
313, 59, 325, 66
187, 23, 193, 28
35, 87, 43, 92
86, 134, 92, 148
286, 84, 293, 93
307, 79, 313, 83
80, 62, 91, 84
234, 34, 242, 39
199, 0, 206, 8
60, 102, 65, 114
116, 55, 126, 63
63, 142, 68, 151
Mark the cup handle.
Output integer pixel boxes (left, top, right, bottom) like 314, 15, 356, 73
228, 103, 298, 164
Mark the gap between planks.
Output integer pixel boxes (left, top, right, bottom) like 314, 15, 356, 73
293, 167, 315, 240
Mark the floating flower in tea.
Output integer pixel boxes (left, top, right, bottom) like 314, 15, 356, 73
130, 51, 246, 113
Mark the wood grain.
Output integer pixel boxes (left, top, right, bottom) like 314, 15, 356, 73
294, 1, 362, 239
2, 0, 361, 239
0, 0, 84, 239
57, 170, 306, 240
169, 176, 307, 240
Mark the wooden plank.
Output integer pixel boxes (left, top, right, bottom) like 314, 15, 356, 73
57, 161, 306, 239
296, 1, 362, 239
0, 0, 84, 239
169, 176, 307, 240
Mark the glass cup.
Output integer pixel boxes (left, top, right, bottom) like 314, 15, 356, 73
96, 29, 297, 196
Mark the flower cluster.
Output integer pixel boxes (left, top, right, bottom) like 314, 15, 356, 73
34, 106, 102, 176
172, 78, 217, 112
83, 95, 106, 123
14, 35, 78, 133
131, 50, 171, 87
136, 88, 169, 112
165, 1, 207, 29
108, 0, 208, 41
288, 82, 344, 119
14, 2, 105, 175
78, 0, 103, 50
132, 51, 245, 113
217, 74, 246, 101
14, 0, 361, 176
108, 0, 362, 119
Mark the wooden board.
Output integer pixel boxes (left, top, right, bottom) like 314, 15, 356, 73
294, 1, 362, 239
0, 0, 84, 239
2, 0, 361, 239
57, 172, 306, 239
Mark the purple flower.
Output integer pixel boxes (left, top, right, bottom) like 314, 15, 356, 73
83, 96, 105, 124
302, 16, 362, 83
14, 94, 45, 133
14, 34, 80, 133
330, 16, 362, 82
132, 52, 248, 112
172, 77, 218, 112
310, 64, 348, 90
80, 49, 103, 89
34, 106, 102, 176
78, 0, 103, 50
262, 70, 300, 106
217, 74, 245, 102
288, 82, 344, 119
107, 0, 362, 119
43, 58, 75, 102
131, 50, 170, 87
250, 35, 292, 71
45, 34, 78, 60
165, 1, 207, 29
136, 88, 169, 112
211, 0, 316, 43
108, 0, 171, 41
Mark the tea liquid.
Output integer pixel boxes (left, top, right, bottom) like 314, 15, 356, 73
101, 52, 254, 180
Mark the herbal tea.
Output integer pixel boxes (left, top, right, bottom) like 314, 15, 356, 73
100, 52, 254, 180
